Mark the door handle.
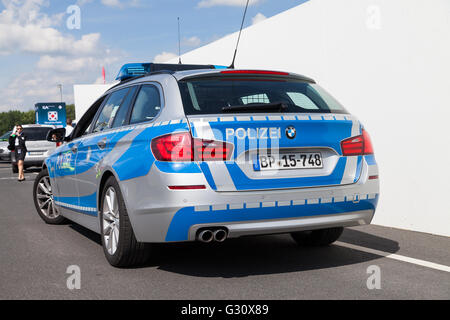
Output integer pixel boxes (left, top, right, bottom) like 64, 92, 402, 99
97, 139, 107, 150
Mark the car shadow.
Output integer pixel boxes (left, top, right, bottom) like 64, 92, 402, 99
68, 223, 399, 277
69, 224, 102, 245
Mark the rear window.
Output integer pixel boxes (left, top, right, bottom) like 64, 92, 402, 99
23, 127, 52, 141
178, 77, 348, 115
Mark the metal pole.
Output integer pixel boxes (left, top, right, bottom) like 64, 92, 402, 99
57, 84, 63, 102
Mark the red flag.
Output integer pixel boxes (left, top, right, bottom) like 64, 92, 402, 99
102, 66, 106, 84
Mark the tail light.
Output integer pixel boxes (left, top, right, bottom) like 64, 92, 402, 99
341, 129, 374, 156
151, 132, 233, 162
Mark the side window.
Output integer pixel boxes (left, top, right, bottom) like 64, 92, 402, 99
93, 89, 129, 133
130, 85, 161, 124
286, 92, 319, 110
72, 96, 106, 139
241, 94, 270, 104
111, 86, 137, 128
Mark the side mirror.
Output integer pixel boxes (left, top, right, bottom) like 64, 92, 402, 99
46, 128, 66, 143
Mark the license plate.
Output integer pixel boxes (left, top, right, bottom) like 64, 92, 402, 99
28, 152, 43, 156
256, 153, 323, 171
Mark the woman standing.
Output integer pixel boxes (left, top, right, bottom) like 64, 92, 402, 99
9, 125, 27, 181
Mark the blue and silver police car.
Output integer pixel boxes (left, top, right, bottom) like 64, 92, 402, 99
33, 63, 379, 267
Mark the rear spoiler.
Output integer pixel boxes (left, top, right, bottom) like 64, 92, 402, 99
176, 69, 316, 83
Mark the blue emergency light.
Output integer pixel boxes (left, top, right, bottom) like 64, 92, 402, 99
115, 63, 227, 81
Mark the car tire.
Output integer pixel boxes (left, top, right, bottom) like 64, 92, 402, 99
12, 164, 18, 174
100, 176, 151, 268
290, 227, 344, 246
33, 168, 66, 225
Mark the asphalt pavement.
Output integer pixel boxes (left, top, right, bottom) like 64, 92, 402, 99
0, 162, 448, 300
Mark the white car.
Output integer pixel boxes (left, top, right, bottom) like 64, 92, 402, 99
11, 124, 57, 173
0, 131, 12, 161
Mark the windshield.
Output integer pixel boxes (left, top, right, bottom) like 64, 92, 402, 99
23, 127, 53, 141
0, 131, 11, 141
178, 77, 348, 115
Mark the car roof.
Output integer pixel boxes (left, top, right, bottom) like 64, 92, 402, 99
107, 68, 316, 93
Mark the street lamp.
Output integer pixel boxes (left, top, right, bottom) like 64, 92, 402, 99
57, 84, 63, 102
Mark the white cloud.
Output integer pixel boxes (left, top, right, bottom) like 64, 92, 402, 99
0, 1, 101, 56
0, 53, 122, 112
0, 0, 122, 112
0, 72, 75, 112
198, 0, 262, 8
101, 0, 122, 8
182, 36, 202, 48
37, 55, 119, 73
153, 52, 178, 63
251, 12, 266, 25
77, 0, 141, 9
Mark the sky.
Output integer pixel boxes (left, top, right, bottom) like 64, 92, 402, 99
0, 0, 304, 112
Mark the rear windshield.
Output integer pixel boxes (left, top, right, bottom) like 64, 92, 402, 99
178, 77, 348, 115
23, 127, 52, 141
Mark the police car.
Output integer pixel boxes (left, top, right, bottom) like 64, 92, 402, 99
33, 63, 379, 267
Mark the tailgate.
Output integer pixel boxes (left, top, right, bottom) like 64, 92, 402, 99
188, 114, 363, 191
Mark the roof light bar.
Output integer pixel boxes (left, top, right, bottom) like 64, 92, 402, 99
115, 63, 227, 81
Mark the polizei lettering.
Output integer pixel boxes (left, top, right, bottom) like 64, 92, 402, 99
226, 127, 281, 140
181, 304, 215, 318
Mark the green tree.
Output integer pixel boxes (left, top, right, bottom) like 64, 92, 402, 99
66, 104, 75, 121
0, 104, 75, 135
0, 110, 35, 135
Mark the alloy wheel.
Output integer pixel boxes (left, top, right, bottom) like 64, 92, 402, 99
102, 187, 120, 255
36, 175, 59, 219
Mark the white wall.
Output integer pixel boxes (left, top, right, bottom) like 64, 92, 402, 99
73, 84, 115, 121
170, 0, 450, 236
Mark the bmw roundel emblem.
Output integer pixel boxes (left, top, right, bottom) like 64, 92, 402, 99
286, 126, 296, 139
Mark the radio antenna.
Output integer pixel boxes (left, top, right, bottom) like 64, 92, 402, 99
229, 0, 250, 69
178, 17, 182, 64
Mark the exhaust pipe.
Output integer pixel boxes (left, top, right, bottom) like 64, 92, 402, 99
197, 229, 214, 243
213, 229, 228, 242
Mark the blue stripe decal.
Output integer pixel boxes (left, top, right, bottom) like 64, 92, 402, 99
199, 162, 217, 190
354, 156, 363, 183
165, 195, 378, 241
365, 155, 377, 166
113, 124, 189, 181
55, 192, 97, 217
57, 203, 97, 216
155, 161, 202, 174
75, 130, 131, 176
224, 157, 347, 191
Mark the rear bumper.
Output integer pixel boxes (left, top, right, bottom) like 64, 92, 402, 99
120, 158, 379, 243
116, 151, 380, 243
187, 209, 374, 240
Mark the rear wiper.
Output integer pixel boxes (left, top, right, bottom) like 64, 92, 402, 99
222, 102, 288, 113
